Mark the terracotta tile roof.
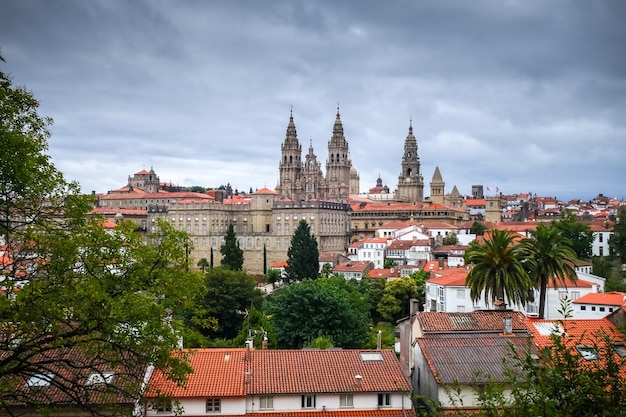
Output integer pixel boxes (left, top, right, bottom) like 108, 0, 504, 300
417, 311, 530, 333
135, 169, 150, 175
465, 199, 486, 206
271, 261, 288, 268
92, 208, 147, 215
333, 261, 374, 273
243, 411, 413, 417
427, 269, 468, 286
248, 350, 411, 394
366, 268, 402, 279
387, 240, 429, 250
417, 333, 532, 384
146, 349, 247, 398
573, 292, 626, 306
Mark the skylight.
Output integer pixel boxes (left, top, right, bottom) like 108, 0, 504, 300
360, 352, 383, 361
576, 345, 599, 361
26, 373, 54, 387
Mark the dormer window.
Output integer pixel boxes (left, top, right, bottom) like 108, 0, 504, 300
85, 371, 114, 385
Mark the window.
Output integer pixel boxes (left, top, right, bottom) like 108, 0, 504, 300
340, 394, 353, 408
599, 234, 603, 242
206, 398, 221, 412
576, 345, 599, 360
600, 307, 606, 312
285, 223, 290, 233
457, 305, 465, 312
276, 238, 281, 247
378, 393, 391, 407
259, 396, 274, 410
26, 373, 54, 387
301, 394, 316, 409
581, 306, 587, 311
457, 289, 465, 299
86, 371, 114, 385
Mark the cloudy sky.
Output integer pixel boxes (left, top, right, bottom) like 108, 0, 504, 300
1, 1, 624, 202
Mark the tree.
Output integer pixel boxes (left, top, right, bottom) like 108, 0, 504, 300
187, 267, 263, 342
470, 221, 488, 236
263, 243, 267, 274
1, 59, 201, 413
442, 233, 459, 245
320, 262, 333, 278
265, 268, 281, 286
197, 257, 209, 273
377, 277, 419, 322
551, 210, 594, 260
285, 220, 319, 281
210, 246, 214, 268
522, 224, 578, 319
220, 223, 243, 270
383, 258, 395, 269
609, 207, 626, 263
465, 230, 534, 308
265, 277, 370, 348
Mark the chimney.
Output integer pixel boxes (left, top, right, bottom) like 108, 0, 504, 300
262, 334, 268, 350
354, 374, 362, 388
376, 330, 382, 350
503, 316, 513, 335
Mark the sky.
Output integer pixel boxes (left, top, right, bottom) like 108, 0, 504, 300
1, 0, 625, 202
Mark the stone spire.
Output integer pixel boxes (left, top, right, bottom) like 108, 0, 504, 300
396, 118, 424, 202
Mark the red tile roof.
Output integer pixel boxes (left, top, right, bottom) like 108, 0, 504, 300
243, 410, 413, 417
253, 188, 278, 195
427, 269, 469, 286
417, 311, 530, 333
146, 349, 411, 399
573, 292, 626, 306
146, 349, 247, 398
248, 350, 410, 394
333, 261, 374, 273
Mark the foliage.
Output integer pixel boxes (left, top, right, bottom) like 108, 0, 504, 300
470, 221, 488, 236
464, 230, 534, 308
592, 255, 614, 278
609, 207, 626, 263
188, 185, 206, 193
366, 323, 396, 350
1, 60, 201, 414
320, 262, 333, 278
185, 267, 263, 343
304, 336, 334, 349
220, 223, 243, 270
231, 307, 277, 350
265, 268, 282, 285
360, 278, 387, 324
469, 326, 626, 416
442, 233, 459, 245
377, 277, 419, 322
551, 210, 594, 260
265, 277, 370, 348
522, 224, 578, 319
285, 220, 319, 281
383, 258, 395, 269
197, 257, 209, 273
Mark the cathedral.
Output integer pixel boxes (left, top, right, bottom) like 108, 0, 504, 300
276, 108, 360, 201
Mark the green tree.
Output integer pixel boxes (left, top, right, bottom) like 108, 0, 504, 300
383, 258, 395, 269
360, 278, 387, 324
265, 268, 282, 286
188, 267, 263, 342
442, 233, 459, 245
523, 224, 578, 319
285, 220, 319, 281
231, 307, 277, 350
220, 223, 243, 270
197, 257, 209, 273
189, 185, 206, 193
609, 207, 626, 263
377, 277, 419, 322
320, 262, 333, 278
551, 210, 594, 260
1, 59, 200, 413
210, 246, 214, 268
263, 243, 267, 274
464, 230, 534, 308
265, 277, 370, 348
470, 221, 488, 236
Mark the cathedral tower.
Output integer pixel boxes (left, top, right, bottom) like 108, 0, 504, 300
277, 110, 303, 200
430, 166, 445, 205
302, 140, 326, 200
396, 121, 424, 202
326, 107, 352, 200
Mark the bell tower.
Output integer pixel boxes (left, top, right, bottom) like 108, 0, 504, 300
277, 109, 303, 200
396, 120, 424, 202
325, 107, 352, 200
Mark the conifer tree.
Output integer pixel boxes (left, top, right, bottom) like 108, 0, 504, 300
220, 223, 244, 270
285, 220, 319, 281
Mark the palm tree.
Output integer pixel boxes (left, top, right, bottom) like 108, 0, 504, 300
521, 224, 578, 319
197, 257, 209, 273
465, 229, 533, 309
320, 262, 333, 278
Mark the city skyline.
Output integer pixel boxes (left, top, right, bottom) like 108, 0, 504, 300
1, 1, 624, 202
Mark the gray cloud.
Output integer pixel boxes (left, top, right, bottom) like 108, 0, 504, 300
1, 0, 624, 201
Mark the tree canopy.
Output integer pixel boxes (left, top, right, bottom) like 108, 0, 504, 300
551, 210, 593, 260
1, 59, 201, 414
265, 277, 370, 348
377, 277, 419, 322
609, 207, 626, 263
522, 224, 578, 319
220, 223, 243, 270
465, 230, 534, 308
285, 220, 319, 281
